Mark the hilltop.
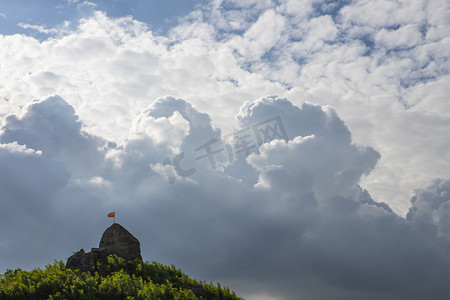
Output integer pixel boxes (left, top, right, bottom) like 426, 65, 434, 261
0, 223, 242, 299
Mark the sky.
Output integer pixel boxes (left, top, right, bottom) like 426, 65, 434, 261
0, 0, 449, 299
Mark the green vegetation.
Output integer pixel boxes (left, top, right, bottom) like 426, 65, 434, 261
0, 255, 242, 300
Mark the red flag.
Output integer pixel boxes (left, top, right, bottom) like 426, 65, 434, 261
108, 212, 115, 218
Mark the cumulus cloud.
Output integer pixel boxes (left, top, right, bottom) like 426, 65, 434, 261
1, 95, 105, 178
1, 94, 450, 300
0, 4, 447, 216
407, 179, 450, 237
1, 1, 450, 299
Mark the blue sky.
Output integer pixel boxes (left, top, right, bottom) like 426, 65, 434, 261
0, 1, 450, 300
0, 0, 206, 36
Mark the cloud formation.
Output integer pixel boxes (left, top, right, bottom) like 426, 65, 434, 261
0, 1, 449, 215
1, 95, 450, 300
0, 1, 450, 299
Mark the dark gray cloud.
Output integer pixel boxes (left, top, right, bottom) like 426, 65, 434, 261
1, 95, 450, 300
0, 96, 107, 269
0, 95, 105, 177
407, 179, 450, 237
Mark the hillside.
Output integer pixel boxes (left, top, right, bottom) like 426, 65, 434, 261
0, 255, 242, 299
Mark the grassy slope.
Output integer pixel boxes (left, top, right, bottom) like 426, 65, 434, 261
0, 255, 242, 300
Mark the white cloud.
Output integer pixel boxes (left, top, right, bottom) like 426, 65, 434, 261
0, 1, 450, 298
18, 21, 72, 35
67, 0, 97, 8
240, 96, 380, 201
131, 110, 190, 152
80, 1, 97, 8
0, 141, 42, 155
277, 0, 316, 19
375, 24, 423, 49
339, 0, 427, 28
232, 9, 286, 59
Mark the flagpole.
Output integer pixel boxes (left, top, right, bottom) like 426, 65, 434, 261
108, 212, 116, 223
